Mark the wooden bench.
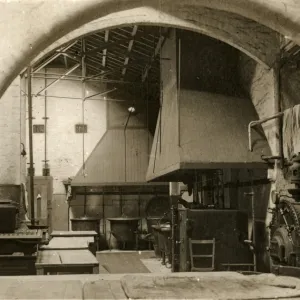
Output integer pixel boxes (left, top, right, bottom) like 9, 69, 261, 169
35, 249, 99, 275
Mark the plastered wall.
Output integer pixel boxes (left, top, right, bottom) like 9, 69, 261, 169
0, 77, 25, 184
26, 68, 107, 194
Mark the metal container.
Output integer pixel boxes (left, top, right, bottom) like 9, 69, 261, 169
71, 217, 100, 234
0, 200, 18, 233
146, 217, 169, 234
107, 217, 140, 243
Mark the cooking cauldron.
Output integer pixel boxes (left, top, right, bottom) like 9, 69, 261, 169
107, 217, 140, 243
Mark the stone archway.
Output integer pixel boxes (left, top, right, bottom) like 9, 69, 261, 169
1, 0, 300, 98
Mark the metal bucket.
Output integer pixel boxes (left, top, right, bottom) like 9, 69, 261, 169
71, 217, 100, 234
107, 218, 140, 243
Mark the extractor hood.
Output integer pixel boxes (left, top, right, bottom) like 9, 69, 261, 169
146, 90, 271, 182
72, 128, 154, 186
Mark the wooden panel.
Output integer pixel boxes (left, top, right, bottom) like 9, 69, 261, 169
36, 250, 61, 265
51, 230, 97, 237
41, 237, 92, 249
36, 249, 98, 266
59, 250, 98, 265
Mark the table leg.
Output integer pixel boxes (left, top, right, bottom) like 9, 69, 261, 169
36, 268, 45, 275
93, 265, 99, 274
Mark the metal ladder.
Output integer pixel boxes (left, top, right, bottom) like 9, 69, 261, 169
189, 238, 215, 271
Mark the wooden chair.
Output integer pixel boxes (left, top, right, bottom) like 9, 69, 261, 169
189, 238, 215, 271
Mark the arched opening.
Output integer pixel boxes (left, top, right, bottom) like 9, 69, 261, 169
1, 1, 300, 290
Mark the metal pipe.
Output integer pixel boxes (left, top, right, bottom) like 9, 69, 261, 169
274, 58, 285, 169
245, 169, 257, 272
81, 39, 86, 176
31, 74, 156, 85
27, 66, 35, 226
35, 63, 80, 96
27, 94, 127, 102
43, 69, 48, 176
248, 112, 284, 152
124, 111, 132, 182
83, 187, 87, 216
84, 87, 117, 101
178, 37, 181, 147
102, 190, 105, 235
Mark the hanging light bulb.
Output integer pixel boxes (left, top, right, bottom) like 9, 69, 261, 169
128, 106, 136, 113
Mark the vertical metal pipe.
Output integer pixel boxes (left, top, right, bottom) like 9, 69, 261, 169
27, 66, 35, 225
274, 58, 284, 168
44, 68, 48, 175
83, 186, 87, 216
124, 111, 132, 182
82, 39, 86, 176
102, 190, 105, 235
248, 169, 257, 272
177, 37, 181, 147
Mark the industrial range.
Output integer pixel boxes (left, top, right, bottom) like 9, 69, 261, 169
1, 1, 300, 299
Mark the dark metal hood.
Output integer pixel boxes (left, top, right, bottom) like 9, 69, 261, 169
146, 90, 271, 182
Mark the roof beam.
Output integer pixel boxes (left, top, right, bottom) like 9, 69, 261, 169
35, 63, 80, 96
122, 25, 138, 77
102, 30, 109, 70
33, 40, 77, 73
142, 34, 167, 82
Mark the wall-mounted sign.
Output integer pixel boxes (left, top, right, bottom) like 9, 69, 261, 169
75, 124, 87, 133
33, 124, 45, 133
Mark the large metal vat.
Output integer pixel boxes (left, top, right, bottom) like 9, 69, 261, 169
145, 196, 170, 253
71, 217, 100, 234
107, 217, 140, 243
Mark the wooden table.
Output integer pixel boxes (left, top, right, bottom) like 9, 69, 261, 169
35, 249, 99, 275
49, 231, 98, 254
40, 237, 93, 250
50, 231, 97, 238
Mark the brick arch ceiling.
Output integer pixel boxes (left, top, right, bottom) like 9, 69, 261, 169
0, 0, 300, 98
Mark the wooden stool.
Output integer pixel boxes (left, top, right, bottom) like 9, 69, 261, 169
35, 249, 99, 275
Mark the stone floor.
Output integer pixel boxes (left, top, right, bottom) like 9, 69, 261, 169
96, 250, 171, 274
